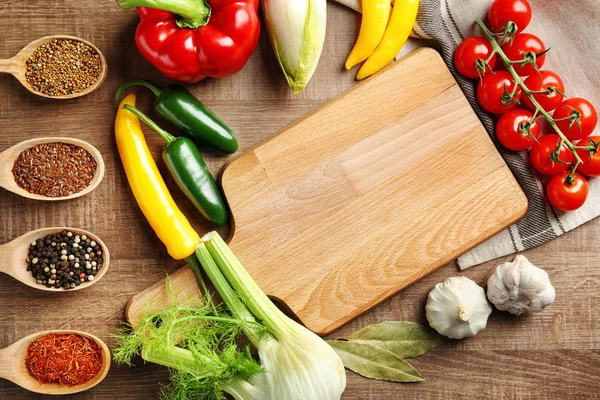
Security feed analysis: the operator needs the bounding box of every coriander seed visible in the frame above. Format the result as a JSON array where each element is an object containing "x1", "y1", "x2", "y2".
[{"x1": 25, "y1": 39, "x2": 102, "y2": 96}]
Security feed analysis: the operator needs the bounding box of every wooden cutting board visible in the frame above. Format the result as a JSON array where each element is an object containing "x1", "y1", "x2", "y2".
[{"x1": 127, "y1": 48, "x2": 528, "y2": 335}]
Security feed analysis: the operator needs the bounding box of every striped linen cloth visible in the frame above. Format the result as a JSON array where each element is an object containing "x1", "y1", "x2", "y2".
[{"x1": 334, "y1": 0, "x2": 600, "y2": 269}]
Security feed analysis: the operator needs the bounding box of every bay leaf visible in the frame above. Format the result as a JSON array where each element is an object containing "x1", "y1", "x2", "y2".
[
  {"x1": 346, "y1": 321, "x2": 447, "y2": 359},
  {"x1": 327, "y1": 340, "x2": 424, "y2": 383}
]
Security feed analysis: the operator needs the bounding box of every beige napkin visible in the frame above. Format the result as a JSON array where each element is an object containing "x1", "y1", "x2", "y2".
[{"x1": 333, "y1": 0, "x2": 600, "y2": 268}]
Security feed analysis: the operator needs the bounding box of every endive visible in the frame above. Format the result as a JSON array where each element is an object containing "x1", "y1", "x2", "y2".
[{"x1": 262, "y1": 0, "x2": 327, "y2": 94}]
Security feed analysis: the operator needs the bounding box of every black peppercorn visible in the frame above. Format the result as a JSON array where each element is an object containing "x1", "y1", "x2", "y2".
[{"x1": 26, "y1": 231, "x2": 104, "y2": 290}]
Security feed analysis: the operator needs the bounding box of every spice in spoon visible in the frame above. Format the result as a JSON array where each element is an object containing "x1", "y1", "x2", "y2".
[
  {"x1": 26, "y1": 230, "x2": 104, "y2": 290},
  {"x1": 12, "y1": 142, "x2": 97, "y2": 197},
  {"x1": 25, "y1": 333, "x2": 103, "y2": 386},
  {"x1": 25, "y1": 39, "x2": 102, "y2": 96}
]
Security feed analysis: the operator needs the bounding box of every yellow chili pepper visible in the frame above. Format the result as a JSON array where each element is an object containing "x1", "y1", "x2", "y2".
[
  {"x1": 345, "y1": 0, "x2": 391, "y2": 70},
  {"x1": 115, "y1": 94, "x2": 200, "y2": 260},
  {"x1": 356, "y1": 0, "x2": 420, "y2": 80}
]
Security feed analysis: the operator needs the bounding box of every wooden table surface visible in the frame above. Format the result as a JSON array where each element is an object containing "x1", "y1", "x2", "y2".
[{"x1": 1, "y1": 1, "x2": 598, "y2": 399}]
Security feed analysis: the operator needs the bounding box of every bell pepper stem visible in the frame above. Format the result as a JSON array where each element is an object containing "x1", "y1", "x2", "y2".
[
  {"x1": 116, "y1": 79, "x2": 163, "y2": 102},
  {"x1": 122, "y1": 104, "x2": 177, "y2": 145},
  {"x1": 117, "y1": 0, "x2": 211, "y2": 28}
]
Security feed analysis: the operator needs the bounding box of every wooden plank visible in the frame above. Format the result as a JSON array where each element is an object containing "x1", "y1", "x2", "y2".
[{"x1": 0, "y1": 1, "x2": 598, "y2": 399}]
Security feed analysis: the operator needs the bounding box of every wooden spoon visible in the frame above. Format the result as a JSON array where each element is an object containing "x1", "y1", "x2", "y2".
[
  {"x1": 0, "y1": 227, "x2": 110, "y2": 292},
  {"x1": 0, "y1": 330, "x2": 110, "y2": 395},
  {"x1": 0, "y1": 35, "x2": 107, "y2": 99},
  {"x1": 0, "y1": 137, "x2": 105, "y2": 201}
]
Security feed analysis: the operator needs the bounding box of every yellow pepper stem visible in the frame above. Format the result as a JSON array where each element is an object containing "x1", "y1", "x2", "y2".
[
  {"x1": 345, "y1": 0, "x2": 391, "y2": 70},
  {"x1": 115, "y1": 94, "x2": 200, "y2": 260},
  {"x1": 356, "y1": 0, "x2": 420, "y2": 80}
]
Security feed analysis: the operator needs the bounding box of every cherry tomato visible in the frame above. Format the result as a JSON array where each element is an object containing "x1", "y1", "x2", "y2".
[
  {"x1": 553, "y1": 98, "x2": 598, "y2": 141},
  {"x1": 454, "y1": 37, "x2": 497, "y2": 79},
  {"x1": 496, "y1": 109, "x2": 540, "y2": 150},
  {"x1": 522, "y1": 70, "x2": 565, "y2": 112},
  {"x1": 501, "y1": 33, "x2": 546, "y2": 76},
  {"x1": 488, "y1": 0, "x2": 532, "y2": 33},
  {"x1": 477, "y1": 71, "x2": 521, "y2": 114},
  {"x1": 529, "y1": 134, "x2": 573, "y2": 175},
  {"x1": 546, "y1": 171, "x2": 588, "y2": 211},
  {"x1": 575, "y1": 136, "x2": 600, "y2": 177}
]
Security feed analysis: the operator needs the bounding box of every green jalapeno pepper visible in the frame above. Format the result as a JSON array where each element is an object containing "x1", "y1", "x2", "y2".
[
  {"x1": 117, "y1": 80, "x2": 238, "y2": 154},
  {"x1": 123, "y1": 104, "x2": 229, "y2": 226}
]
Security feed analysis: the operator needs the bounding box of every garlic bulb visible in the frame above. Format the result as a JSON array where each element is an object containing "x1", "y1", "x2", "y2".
[
  {"x1": 426, "y1": 277, "x2": 492, "y2": 339},
  {"x1": 486, "y1": 255, "x2": 555, "y2": 315}
]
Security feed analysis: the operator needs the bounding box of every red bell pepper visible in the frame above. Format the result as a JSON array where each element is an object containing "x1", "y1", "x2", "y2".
[{"x1": 118, "y1": 0, "x2": 260, "y2": 83}]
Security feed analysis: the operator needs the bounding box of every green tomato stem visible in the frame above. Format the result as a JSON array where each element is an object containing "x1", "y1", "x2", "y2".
[
  {"x1": 529, "y1": 89, "x2": 551, "y2": 95},
  {"x1": 476, "y1": 19, "x2": 584, "y2": 174},
  {"x1": 485, "y1": 50, "x2": 497, "y2": 64},
  {"x1": 553, "y1": 116, "x2": 574, "y2": 122}
]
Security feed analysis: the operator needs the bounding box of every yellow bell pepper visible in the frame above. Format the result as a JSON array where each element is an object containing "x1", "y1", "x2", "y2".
[
  {"x1": 115, "y1": 94, "x2": 200, "y2": 260},
  {"x1": 345, "y1": 0, "x2": 391, "y2": 70},
  {"x1": 356, "y1": 0, "x2": 420, "y2": 80}
]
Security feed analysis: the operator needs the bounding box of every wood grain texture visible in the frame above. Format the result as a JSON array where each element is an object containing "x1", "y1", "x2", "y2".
[
  {"x1": 0, "y1": 1, "x2": 598, "y2": 399},
  {"x1": 128, "y1": 48, "x2": 527, "y2": 335}
]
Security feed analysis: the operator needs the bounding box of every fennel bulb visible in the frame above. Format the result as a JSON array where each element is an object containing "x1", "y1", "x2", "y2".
[
  {"x1": 198, "y1": 232, "x2": 346, "y2": 400},
  {"x1": 256, "y1": 323, "x2": 347, "y2": 399},
  {"x1": 113, "y1": 232, "x2": 346, "y2": 400},
  {"x1": 262, "y1": 0, "x2": 327, "y2": 94}
]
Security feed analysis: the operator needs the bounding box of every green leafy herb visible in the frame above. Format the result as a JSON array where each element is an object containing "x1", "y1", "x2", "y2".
[
  {"x1": 112, "y1": 323, "x2": 143, "y2": 367},
  {"x1": 160, "y1": 345, "x2": 262, "y2": 400},
  {"x1": 327, "y1": 321, "x2": 447, "y2": 383},
  {"x1": 327, "y1": 341, "x2": 423, "y2": 383},
  {"x1": 346, "y1": 321, "x2": 447, "y2": 359},
  {"x1": 112, "y1": 296, "x2": 264, "y2": 399}
]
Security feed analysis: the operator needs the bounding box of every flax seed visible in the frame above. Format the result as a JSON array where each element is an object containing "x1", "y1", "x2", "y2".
[{"x1": 12, "y1": 142, "x2": 97, "y2": 197}]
